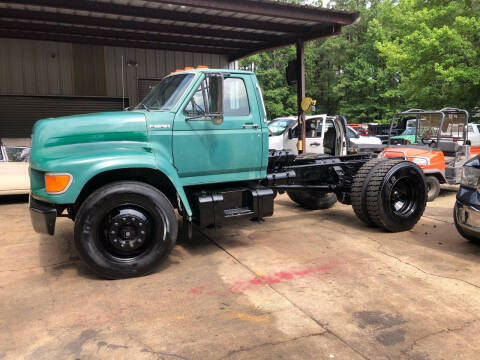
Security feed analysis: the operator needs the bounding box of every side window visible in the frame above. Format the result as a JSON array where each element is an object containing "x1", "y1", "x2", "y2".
[
  {"x1": 224, "y1": 78, "x2": 250, "y2": 116},
  {"x1": 184, "y1": 79, "x2": 208, "y2": 117},
  {"x1": 292, "y1": 126, "x2": 300, "y2": 139},
  {"x1": 306, "y1": 120, "x2": 318, "y2": 138},
  {"x1": 184, "y1": 76, "x2": 250, "y2": 118},
  {"x1": 346, "y1": 127, "x2": 357, "y2": 139},
  {"x1": 5, "y1": 147, "x2": 30, "y2": 162}
]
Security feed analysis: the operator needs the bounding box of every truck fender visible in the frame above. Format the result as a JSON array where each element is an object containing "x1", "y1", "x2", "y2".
[
  {"x1": 42, "y1": 150, "x2": 193, "y2": 218},
  {"x1": 423, "y1": 169, "x2": 446, "y2": 184}
]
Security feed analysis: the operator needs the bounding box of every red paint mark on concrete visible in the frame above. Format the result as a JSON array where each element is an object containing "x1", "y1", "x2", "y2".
[{"x1": 189, "y1": 260, "x2": 340, "y2": 296}]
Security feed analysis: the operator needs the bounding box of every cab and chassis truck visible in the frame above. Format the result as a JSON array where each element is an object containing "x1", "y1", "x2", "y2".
[{"x1": 29, "y1": 69, "x2": 428, "y2": 279}]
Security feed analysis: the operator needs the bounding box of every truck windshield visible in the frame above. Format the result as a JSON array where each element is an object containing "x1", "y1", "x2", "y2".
[
  {"x1": 402, "y1": 128, "x2": 416, "y2": 135},
  {"x1": 269, "y1": 119, "x2": 295, "y2": 136},
  {"x1": 138, "y1": 74, "x2": 194, "y2": 111}
]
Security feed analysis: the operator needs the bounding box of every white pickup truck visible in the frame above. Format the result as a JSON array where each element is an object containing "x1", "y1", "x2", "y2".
[
  {"x1": 466, "y1": 124, "x2": 480, "y2": 146},
  {"x1": 268, "y1": 115, "x2": 382, "y2": 155}
]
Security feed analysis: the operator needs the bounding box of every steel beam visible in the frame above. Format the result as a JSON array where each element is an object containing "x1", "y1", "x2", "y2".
[
  {"x1": 154, "y1": 0, "x2": 360, "y2": 25},
  {"x1": 229, "y1": 25, "x2": 341, "y2": 61},
  {"x1": 0, "y1": 8, "x2": 277, "y2": 43},
  {"x1": 0, "y1": 19, "x2": 254, "y2": 50},
  {"x1": 0, "y1": 0, "x2": 304, "y2": 34},
  {"x1": 0, "y1": 29, "x2": 238, "y2": 55},
  {"x1": 296, "y1": 39, "x2": 306, "y2": 154}
]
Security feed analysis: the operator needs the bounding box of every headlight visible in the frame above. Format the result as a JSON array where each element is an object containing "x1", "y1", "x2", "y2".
[
  {"x1": 412, "y1": 157, "x2": 430, "y2": 167},
  {"x1": 461, "y1": 166, "x2": 480, "y2": 189}
]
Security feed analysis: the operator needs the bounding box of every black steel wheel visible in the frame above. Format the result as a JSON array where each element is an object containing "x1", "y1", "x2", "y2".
[
  {"x1": 351, "y1": 158, "x2": 388, "y2": 226},
  {"x1": 74, "y1": 181, "x2": 178, "y2": 279},
  {"x1": 287, "y1": 191, "x2": 337, "y2": 210},
  {"x1": 426, "y1": 176, "x2": 441, "y2": 202},
  {"x1": 366, "y1": 159, "x2": 427, "y2": 232}
]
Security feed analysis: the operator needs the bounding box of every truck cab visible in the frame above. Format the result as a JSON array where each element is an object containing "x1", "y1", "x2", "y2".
[{"x1": 29, "y1": 68, "x2": 428, "y2": 279}]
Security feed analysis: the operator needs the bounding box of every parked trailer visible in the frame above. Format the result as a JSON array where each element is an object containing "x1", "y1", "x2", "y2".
[{"x1": 29, "y1": 68, "x2": 428, "y2": 279}]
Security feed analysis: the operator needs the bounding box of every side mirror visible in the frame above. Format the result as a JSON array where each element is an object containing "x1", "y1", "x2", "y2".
[
  {"x1": 288, "y1": 128, "x2": 293, "y2": 140},
  {"x1": 466, "y1": 139, "x2": 472, "y2": 146},
  {"x1": 207, "y1": 74, "x2": 223, "y2": 125}
]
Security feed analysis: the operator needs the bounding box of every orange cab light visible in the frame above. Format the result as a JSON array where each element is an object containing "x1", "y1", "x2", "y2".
[
  {"x1": 197, "y1": 65, "x2": 208, "y2": 69},
  {"x1": 170, "y1": 71, "x2": 175, "y2": 74},
  {"x1": 45, "y1": 174, "x2": 72, "y2": 194},
  {"x1": 174, "y1": 69, "x2": 183, "y2": 72},
  {"x1": 184, "y1": 67, "x2": 194, "y2": 70}
]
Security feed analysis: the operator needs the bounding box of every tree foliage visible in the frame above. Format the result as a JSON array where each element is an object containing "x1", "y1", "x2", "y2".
[{"x1": 240, "y1": 0, "x2": 480, "y2": 123}]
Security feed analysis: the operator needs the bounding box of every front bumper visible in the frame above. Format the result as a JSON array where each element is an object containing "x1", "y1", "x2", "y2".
[
  {"x1": 29, "y1": 195, "x2": 57, "y2": 235},
  {"x1": 455, "y1": 201, "x2": 480, "y2": 236}
]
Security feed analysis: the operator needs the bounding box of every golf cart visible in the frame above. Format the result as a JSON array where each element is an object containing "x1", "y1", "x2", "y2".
[{"x1": 382, "y1": 108, "x2": 477, "y2": 201}]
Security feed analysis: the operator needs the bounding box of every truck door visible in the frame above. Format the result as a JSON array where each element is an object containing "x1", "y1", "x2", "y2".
[
  {"x1": 305, "y1": 116, "x2": 327, "y2": 154},
  {"x1": 172, "y1": 74, "x2": 263, "y2": 185}
]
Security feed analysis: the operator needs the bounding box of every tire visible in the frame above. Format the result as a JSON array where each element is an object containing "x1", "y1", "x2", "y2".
[
  {"x1": 74, "y1": 181, "x2": 178, "y2": 279},
  {"x1": 351, "y1": 158, "x2": 388, "y2": 226},
  {"x1": 426, "y1": 176, "x2": 441, "y2": 202},
  {"x1": 453, "y1": 205, "x2": 480, "y2": 244},
  {"x1": 366, "y1": 159, "x2": 427, "y2": 232},
  {"x1": 287, "y1": 191, "x2": 337, "y2": 210}
]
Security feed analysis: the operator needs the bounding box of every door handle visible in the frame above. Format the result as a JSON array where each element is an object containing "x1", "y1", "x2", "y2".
[
  {"x1": 311, "y1": 142, "x2": 321, "y2": 146},
  {"x1": 243, "y1": 123, "x2": 259, "y2": 129}
]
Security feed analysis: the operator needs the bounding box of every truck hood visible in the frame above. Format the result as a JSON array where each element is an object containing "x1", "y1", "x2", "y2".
[
  {"x1": 350, "y1": 136, "x2": 382, "y2": 145},
  {"x1": 383, "y1": 146, "x2": 439, "y2": 158},
  {"x1": 31, "y1": 111, "x2": 148, "y2": 164}
]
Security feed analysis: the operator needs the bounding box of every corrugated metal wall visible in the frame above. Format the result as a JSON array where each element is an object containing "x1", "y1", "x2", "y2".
[
  {"x1": 0, "y1": 95, "x2": 127, "y2": 138},
  {"x1": 0, "y1": 38, "x2": 232, "y2": 105},
  {"x1": 104, "y1": 46, "x2": 232, "y2": 105},
  {"x1": 0, "y1": 38, "x2": 73, "y2": 96},
  {"x1": 0, "y1": 38, "x2": 233, "y2": 138}
]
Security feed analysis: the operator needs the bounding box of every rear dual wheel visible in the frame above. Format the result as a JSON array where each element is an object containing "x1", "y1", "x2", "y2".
[
  {"x1": 74, "y1": 181, "x2": 178, "y2": 279},
  {"x1": 352, "y1": 159, "x2": 427, "y2": 232},
  {"x1": 287, "y1": 191, "x2": 337, "y2": 210}
]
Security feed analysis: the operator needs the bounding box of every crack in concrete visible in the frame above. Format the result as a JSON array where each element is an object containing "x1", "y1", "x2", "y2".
[
  {"x1": 0, "y1": 260, "x2": 76, "y2": 273},
  {"x1": 401, "y1": 319, "x2": 480, "y2": 356},
  {"x1": 218, "y1": 332, "x2": 326, "y2": 359},
  {"x1": 140, "y1": 347, "x2": 189, "y2": 360},
  {"x1": 369, "y1": 237, "x2": 480, "y2": 290},
  {"x1": 197, "y1": 229, "x2": 371, "y2": 360},
  {"x1": 421, "y1": 215, "x2": 453, "y2": 224},
  {"x1": 125, "y1": 332, "x2": 189, "y2": 360}
]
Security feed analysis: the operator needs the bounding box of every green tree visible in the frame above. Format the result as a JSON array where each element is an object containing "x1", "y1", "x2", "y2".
[{"x1": 377, "y1": 0, "x2": 480, "y2": 113}]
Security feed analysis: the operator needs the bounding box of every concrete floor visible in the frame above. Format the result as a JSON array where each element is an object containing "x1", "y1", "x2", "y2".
[{"x1": 1, "y1": 188, "x2": 480, "y2": 360}]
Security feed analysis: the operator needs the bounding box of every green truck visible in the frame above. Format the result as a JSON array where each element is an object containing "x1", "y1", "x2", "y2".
[{"x1": 29, "y1": 68, "x2": 428, "y2": 279}]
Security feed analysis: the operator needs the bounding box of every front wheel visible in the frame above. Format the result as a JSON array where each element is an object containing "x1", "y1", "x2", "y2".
[
  {"x1": 426, "y1": 176, "x2": 441, "y2": 202},
  {"x1": 74, "y1": 181, "x2": 178, "y2": 279}
]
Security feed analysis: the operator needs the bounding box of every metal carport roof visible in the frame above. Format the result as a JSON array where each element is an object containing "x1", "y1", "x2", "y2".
[{"x1": 0, "y1": 0, "x2": 360, "y2": 61}]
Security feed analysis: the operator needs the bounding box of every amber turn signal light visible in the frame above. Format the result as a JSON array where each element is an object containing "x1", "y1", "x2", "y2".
[{"x1": 45, "y1": 174, "x2": 72, "y2": 194}]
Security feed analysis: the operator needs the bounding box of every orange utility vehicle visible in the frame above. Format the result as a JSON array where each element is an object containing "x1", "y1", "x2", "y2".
[{"x1": 382, "y1": 108, "x2": 478, "y2": 202}]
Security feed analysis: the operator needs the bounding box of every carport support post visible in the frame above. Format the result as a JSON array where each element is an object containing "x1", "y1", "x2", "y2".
[{"x1": 296, "y1": 39, "x2": 306, "y2": 154}]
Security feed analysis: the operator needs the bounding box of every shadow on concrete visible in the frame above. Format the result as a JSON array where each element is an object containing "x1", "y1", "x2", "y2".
[{"x1": 0, "y1": 194, "x2": 28, "y2": 204}]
